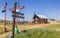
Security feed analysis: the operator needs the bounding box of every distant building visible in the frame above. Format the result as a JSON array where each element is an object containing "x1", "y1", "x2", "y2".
[{"x1": 33, "y1": 13, "x2": 48, "y2": 24}]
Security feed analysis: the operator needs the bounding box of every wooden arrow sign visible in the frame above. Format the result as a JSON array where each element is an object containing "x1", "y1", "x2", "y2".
[
  {"x1": 12, "y1": 15, "x2": 24, "y2": 18},
  {"x1": 9, "y1": 6, "x2": 24, "y2": 11},
  {"x1": 12, "y1": 11, "x2": 24, "y2": 15}
]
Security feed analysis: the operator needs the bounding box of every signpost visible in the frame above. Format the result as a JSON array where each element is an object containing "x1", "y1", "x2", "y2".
[
  {"x1": 4, "y1": 11, "x2": 6, "y2": 32},
  {"x1": 12, "y1": 2, "x2": 17, "y2": 38},
  {"x1": 1, "y1": 2, "x2": 7, "y2": 32},
  {"x1": 9, "y1": 2, "x2": 25, "y2": 38}
]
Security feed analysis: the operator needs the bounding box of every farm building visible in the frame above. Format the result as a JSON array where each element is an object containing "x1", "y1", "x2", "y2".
[{"x1": 33, "y1": 13, "x2": 48, "y2": 24}]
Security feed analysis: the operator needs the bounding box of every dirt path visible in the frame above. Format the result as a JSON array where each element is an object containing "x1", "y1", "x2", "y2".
[
  {"x1": 0, "y1": 32, "x2": 12, "y2": 38},
  {"x1": 0, "y1": 24, "x2": 50, "y2": 38},
  {"x1": 0, "y1": 24, "x2": 60, "y2": 38}
]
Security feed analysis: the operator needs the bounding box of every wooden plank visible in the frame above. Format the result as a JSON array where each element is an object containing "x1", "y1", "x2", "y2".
[
  {"x1": 12, "y1": 11, "x2": 24, "y2": 15},
  {"x1": 9, "y1": 6, "x2": 24, "y2": 11},
  {"x1": 12, "y1": 15, "x2": 24, "y2": 18}
]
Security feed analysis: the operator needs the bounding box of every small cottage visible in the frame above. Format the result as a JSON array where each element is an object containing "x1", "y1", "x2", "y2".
[{"x1": 33, "y1": 13, "x2": 48, "y2": 24}]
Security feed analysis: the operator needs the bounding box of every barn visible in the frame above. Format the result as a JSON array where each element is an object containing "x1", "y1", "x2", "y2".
[{"x1": 33, "y1": 13, "x2": 48, "y2": 24}]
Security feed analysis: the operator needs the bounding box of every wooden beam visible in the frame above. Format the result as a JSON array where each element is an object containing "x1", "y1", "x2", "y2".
[
  {"x1": 12, "y1": 11, "x2": 24, "y2": 15},
  {"x1": 12, "y1": 15, "x2": 24, "y2": 19},
  {"x1": 9, "y1": 6, "x2": 24, "y2": 11}
]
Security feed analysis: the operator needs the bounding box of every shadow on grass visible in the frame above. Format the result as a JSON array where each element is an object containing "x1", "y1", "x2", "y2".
[{"x1": 21, "y1": 30, "x2": 27, "y2": 33}]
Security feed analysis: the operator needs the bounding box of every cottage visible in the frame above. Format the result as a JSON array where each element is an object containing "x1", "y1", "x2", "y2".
[{"x1": 33, "y1": 13, "x2": 48, "y2": 24}]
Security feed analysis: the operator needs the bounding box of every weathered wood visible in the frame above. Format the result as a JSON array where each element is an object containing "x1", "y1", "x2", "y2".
[
  {"x1": 9, "y1": 6, "x2": 24, "y2": 11},
  {"x1": 12, "y1": 15, "x2": 24, "y2": 18},
  {"x1": 12, "y1": 2, "x2": 17, "y2": 38},
  {"x1": 12, "y1": 11, "x2": 24, "y2": 15}
]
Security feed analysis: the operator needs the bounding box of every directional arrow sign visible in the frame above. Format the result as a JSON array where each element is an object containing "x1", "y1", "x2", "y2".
[
  {"x1": 9, "y1": 6, "x2": 24, "y2": 11},
  {"x1": 12, "y1": 11, "x2": 24, "y2": 15},
  {"x1": 12, "y1": 15, "x2": 24, "y2": 18}
]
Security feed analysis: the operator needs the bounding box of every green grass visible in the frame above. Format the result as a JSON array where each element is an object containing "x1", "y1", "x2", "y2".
[
  {"x1": 4, "y1": 28, "x2": 60, "y2": 38},
  {"x1": 0, "y1": 27, "x2": 3, "y2": 34},
  {"x1": 42, "y1": 24, "x2": 60, "y2": 29},
  {"x1": 0, "y1": 24, "x2": 12, "y2": 34},
  {"x1": 3, "y1": 24, "x2": 60, "y2": 38},
  {"x1": 0, "y1": 27, "x2": 11, "y2": 34}
]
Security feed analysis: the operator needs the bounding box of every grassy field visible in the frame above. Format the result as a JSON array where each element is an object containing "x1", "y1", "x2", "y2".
[
  {"x1": 0, "y1": 27, "x2": 3, "y2": 34},
  {"x1": 0, "y1": 24, "x2": 12, "y2": 34},
  {"x1": 42, "y1": 24, "x2": 60, "y2": 29},
  {"x1": 4, "y1": 28, "x2": 60, "y2": 38},
  {"x1": 0, "y1": 27, "x2": 11, "y2": 34},
  {"x1": 2, "y1": 24, "x2": 60, "y2": 38}
]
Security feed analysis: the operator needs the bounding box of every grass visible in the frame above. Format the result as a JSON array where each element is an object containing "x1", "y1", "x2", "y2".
[
  {"x1": 0, "y1": 27, "x2": 11, "y2": 34},
  {"x1": 4, "y1": 28, "x2": 60, "y2": 38},
  {"x1": 0, "y1": 27, "x2": 3, "y2": 34},
  {"x1": 0, "y1": 24, "x2": 12, "y2": 34},
  {"x1": 42, "y1": 24, "x2": 60, "y2": 29},
  {"x1": 2, "y1": 24, "x2": 60, "y2": 38}
]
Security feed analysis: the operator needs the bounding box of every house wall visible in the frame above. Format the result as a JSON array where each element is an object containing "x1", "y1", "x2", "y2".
[
  {"x1": 34, "y1": 17, "x2": 39, "y2": 24},
  {"x1": 33, "y1": 14, "x2": 48, "y2": 24},
  {"x1": 34, "y1": 17, "x2": 48, "y2": 24}
]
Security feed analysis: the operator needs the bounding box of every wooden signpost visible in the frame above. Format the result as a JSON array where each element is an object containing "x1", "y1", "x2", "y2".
[
  {"x1": 9, "y1": 2, "x2": 24, "y2": 38},
  {"x1": 1, "y1": 2, "x2": 7, "y2": 32}
]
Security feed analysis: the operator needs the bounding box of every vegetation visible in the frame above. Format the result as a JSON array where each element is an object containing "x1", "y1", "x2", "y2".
[
  {"x1": 42, "y1": 24, "x2": 60, "y2": 29},
  {"x1": 0, "y1": 27, "x2": 3, "y2": 34},
  {"x1": 1, "y1": 23, "x2": 60, "y2": 38},
  {"x1": 4, "y1": 28, "x2": 60, "y2": 38},
  {"x1": 50, "y1": 19, "x2": 56, "y2": 21},
  {"x1": 0, "y1": 27, "x2": 11, "y2": 34}
]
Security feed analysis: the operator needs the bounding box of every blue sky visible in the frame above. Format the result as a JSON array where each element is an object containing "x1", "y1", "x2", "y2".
[{"x1": 0, "y1": 0, "x2": 60, "y2": 21}]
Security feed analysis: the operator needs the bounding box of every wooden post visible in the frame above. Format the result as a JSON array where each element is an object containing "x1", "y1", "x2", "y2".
[
  {"x1": 3, "y1": 2, "x2": 7, "y2": 32},
  {"x1": 12, "y1": 2, "x2": 17, "y2": 38},
  {"x1": 4, "y1": 11, "x2": 7, "y2": 32}
]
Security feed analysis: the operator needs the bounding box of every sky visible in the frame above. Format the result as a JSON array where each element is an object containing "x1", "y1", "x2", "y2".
[{"x1": 0, "y1": 0, "x2": 60, "y2": 21}]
